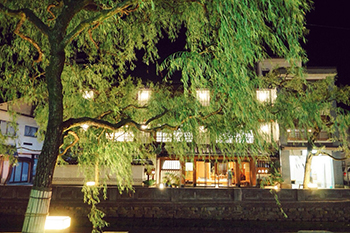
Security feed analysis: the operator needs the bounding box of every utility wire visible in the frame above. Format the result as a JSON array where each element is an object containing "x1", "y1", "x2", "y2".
[{"x1": 308, "y1": 23, "x2": 350, "y2": 31}]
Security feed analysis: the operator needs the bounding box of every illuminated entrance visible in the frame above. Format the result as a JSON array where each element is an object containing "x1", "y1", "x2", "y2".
[{"x1": 184, "y1": 159, "x2": 254, "y2": 187}]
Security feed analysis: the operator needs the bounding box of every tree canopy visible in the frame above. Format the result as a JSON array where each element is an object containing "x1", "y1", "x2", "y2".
[{"x1": 0, "y1": 0, "x2": 326, "y2": 232}]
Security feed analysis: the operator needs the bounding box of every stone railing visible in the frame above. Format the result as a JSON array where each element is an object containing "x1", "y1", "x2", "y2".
[{"x1": 1, "y1": 186, "x2": 350, "y2": 223}]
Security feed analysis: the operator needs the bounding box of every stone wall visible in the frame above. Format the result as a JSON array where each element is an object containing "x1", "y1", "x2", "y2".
[{"x1": 1, "y1": 186, "x2": 350, "y2": 223}]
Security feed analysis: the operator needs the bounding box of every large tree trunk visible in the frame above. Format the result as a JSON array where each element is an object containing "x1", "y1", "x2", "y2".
[
  {"x1": 22, "y1": 35, "x2": 65, "y2": 233},
  {"x1": 303, "y1": 151, "x2": 313, "y2": 189},
  {"x1": 302, "y1": 143, "x2": 314, "y2": 189}
]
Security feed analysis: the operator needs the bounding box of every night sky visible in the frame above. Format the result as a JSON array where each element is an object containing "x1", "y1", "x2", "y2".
[
  {"x1": 130, "y1": 1, "x2": 350, "y2": 88},
  {"x1": 304, "y1": 1, "x2": 350, "y2": 87}
]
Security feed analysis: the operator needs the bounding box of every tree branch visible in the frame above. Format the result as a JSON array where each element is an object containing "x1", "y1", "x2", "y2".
[
  {"x1": 61, "y1": 0, "x2": 137, "y2": 48},
  {"x1": 0, "y1": 3, "x2": 50, "y2": 35},
  {"x1": 63, "y1": 107, "x2": 222, "y2": 134},
  {"x1": 88, "y1": 22, "x2": 101, "y2": 49},
  {"x1": 14, "y1": 14, "x2": 43, "y2": 63},
  {"x1": 316, "y1": 151, "x2": 348, "y2": 161},
  {"x1": 59, "y1": 131, "x2": 79, "y2": 157}
]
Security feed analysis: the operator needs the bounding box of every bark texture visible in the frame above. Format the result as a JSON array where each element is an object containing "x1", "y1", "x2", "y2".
[
  {"x1": 22, "y1": 29, "x2": 65, "y2": 233},
  {"x1": 22, "y1": 188, "x2": 52, "y2": 233}
]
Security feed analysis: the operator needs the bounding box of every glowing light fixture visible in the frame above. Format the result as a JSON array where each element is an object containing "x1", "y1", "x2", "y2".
[
  {"x1": 196, "y1": 89, "x2": 210, "y2": 106},
  {"x1": 86, "y1": 181, "x2": 96, "y2": 186},
  {"x1": 45, "y1": 216, "x2": 71, "y2": 230},
  {"x1": 82, "y1": 90, "x2": 94, "y2": 99},
  {"x1": 159, "y1": 183, "x2": 164, "y2": 189},
  {"x1": 81, "y1": 124, "x2": 89, "y2": 131},
  {"x1": 138, "y1": 89, "x2": 151, "y2": 105},
  {"x1": 308, "y1": 183, "x2": 318, "y2": 189}
]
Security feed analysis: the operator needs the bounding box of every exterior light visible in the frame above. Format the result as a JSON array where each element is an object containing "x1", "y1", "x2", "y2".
[
  {"x1": 82, "y1": 124, "x2": 89, "y2": 131},
  {"x1": 308, "y1": 129, "x2": 312, "y2": 132},
  {"x1": 82, "y1": 90, "x2": 94, "y2": 99},
  {"x1": 196, "y1": 89, "x2": 210, "y2": 106},
  {"x1": 287, "y1": 129, "x2": 291, "y2": 132},
  {"x1": 159, "y1": 183, "x2": 164, "y2": 189},
  {"x1": 138, "y1": 89, "x2": 151, "y2": 105},
  {"x1": 308, "y1": 183, "x2": 318, "y2": 189},
  {"x1": 45, "y1": 216, "x2": 71, "y2": 230},
  {"x1": 86, "y1": 181, "x2": 96, "y2": 186}
]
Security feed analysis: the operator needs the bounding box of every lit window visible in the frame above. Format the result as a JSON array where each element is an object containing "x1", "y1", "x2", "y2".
[
  {"x1": 256, "y1": 88, "x2": 277, "y2": 103},
  {"x1": 106, "y1": 130, "x2": 134, "y2": 142},
  {"x1": 235, "y1": 131, "x2": 254, "y2": 144},
  {"x1": 82, "y1": 90, "x2": 94, "y2": 99},
  {"x1": 216, "y1": 133, "x2": 234, "y2": 143},
  {"x1": 162, "y1": 160, "x2": 180, "y2": 170},
  {"x1": 138, "y1": 89, "x2": 151, "y2": 105},
  {"x1": 185, "y1": 162, "x2": 193, "y2": 171},
  {"x1": 156, "y1": 129, "x2": 193, "y2": 142},
  {"x1": 156, "y1": 131, "x2": 172, "y2": 142},
  {"x1": 196, "y1": 89, "x2": 210, "y2": 106}
]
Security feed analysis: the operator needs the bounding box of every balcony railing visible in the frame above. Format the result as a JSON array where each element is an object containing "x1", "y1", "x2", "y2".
[{"x1": 287, "y1": 129, "x2": 330, "y2": 142}]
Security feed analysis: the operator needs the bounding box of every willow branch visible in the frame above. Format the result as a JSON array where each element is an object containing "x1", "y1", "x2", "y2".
[
  {"x1": 59, "y1": 131, "x2": 80, "y2": 157},
  {"x1": 88, "y1": 22, "x2": 100, "y2": 49},
  {"x1": 63, "y1": 107, "x2": 222, "y2": 133},
  {"x1": 0, "y1": 3, "x2": 50, "y2": 35},
  {"x1": 47, "y1": 1, "x2": 64, "y2": 22},
  {"x1": 14, "y1": 14, "x2": 43, "y2": 63},
  {"x1": 62, "y1": 0, "x2": 137, "y2": 48},
  {"x1": 316, "y1": 151, "x2": 348, "y2": 161}
]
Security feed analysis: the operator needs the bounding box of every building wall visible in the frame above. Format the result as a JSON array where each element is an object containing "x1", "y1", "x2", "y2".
[
  {"x1": 0, "y1": 103, "x2": 43, "y2": 184},
  {"x1": 52, "y1": 164, "x2": 146, "y2": 186},
  {"x1": 2, "y1": 186, "x2": 350, "y2": 223}
]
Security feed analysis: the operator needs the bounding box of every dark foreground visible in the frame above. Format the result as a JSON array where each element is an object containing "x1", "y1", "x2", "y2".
[{"x1": 1, "y1": 216, "x2": 350, "y2": 233}]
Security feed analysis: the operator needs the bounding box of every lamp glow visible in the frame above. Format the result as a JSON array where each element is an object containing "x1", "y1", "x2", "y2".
[
  {"x1": 308, "y1": 183, "x2": 318, "y2": 189},
  {"x1": 81, "y1": 124, "x2": 89, "y2": 131},
  {"x1": 159, "y1": 183, "x2": 164, "y2": 189},
  {"x1": 45, "y1": 216, "x2": 71, "y2": 230},
  {"x1": 86, "y1": 181, "x2": 96, "y2": 186}
]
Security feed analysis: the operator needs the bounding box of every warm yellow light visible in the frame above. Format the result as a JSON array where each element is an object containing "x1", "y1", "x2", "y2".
[
  {"x1": 287, "y1": 129, "x2": 291, "y2": 132},
  {"x1": 159, "y1": 183, "x2": 164, "y2": 189},
  {"x1": 86, "y1": 181, "x2": 96, "y2": 186},
  {"x1": 196, "y1": 89, "x2": 210, "y2": 106},
  {"x1": 308, "y1": 183, "x2": 318, "y2": 189},
  {"x1": 138, "y1": 90, "x2": 151, "y2": 104},
  {"x1": 45, "y1": 216, "x2": 71, "y2": 230}
]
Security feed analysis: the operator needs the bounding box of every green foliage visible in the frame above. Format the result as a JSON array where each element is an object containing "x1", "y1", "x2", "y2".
[
  {"x1": 0, "y1": 0, "x2": 319, "y2": 231},
  {"x1": 162, "y1": 172, "x2": 180, "y2": 187}
]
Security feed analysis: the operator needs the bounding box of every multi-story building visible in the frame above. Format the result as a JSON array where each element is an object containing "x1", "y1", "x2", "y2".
[
  {"x1": 156, "y1": 59, "x2": 342, "y2": 189},
  {"x1": 0, "y1": 101, "x2": 43, "y2": 185},
  {"x1": 1, "y1": 60, "x2": 343, "y2": 189}
]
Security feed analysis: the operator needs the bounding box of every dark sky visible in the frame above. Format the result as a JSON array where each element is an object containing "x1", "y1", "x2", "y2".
[
  {"x1": 304, "y1": 1, "x2": 350, "y2": 86},
  {"x1": 131, "y1": 1, "x2": 350, "y2": 87}
]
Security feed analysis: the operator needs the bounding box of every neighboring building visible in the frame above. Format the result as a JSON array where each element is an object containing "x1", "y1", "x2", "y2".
[
  {"x1": 259, "y1": 59, "x2": 342, "y2": 189},
  {"x1": 156, "y1": 59, "x2": 342, "y2": 189},
  {"x1": 0, "y1": 101, "x2": 43, "y2": 185}
]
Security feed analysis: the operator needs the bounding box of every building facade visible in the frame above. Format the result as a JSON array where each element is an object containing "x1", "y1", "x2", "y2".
[
  {"x1": 0, "y1": 101, "x2": 43, "y2": 185},
  {"x1": 1, "y1": 60, "x2": 344, "y2": 189}
]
